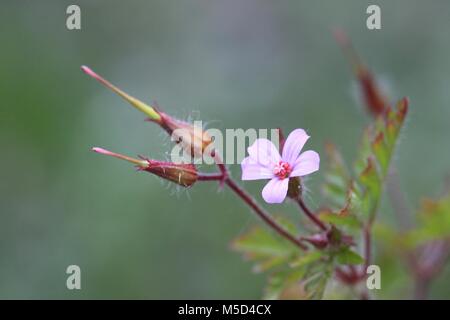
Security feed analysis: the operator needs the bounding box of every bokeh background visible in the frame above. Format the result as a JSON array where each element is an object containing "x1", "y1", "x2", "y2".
[{"x1": 1, "y1": 0, "x2": 450, "y2": 299}]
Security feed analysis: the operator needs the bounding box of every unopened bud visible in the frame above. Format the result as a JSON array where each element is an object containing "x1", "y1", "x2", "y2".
[
  {"x1": 287, "y1": 177, "x2": 302, "y2": 199},
  {"x1": 326, "y1": 225, "x2": 346, "y2": 247},
  {"x1": 91, "y1": 147, "x2": 198, "y2": 187},
  {"x1": 302, "y1": 233, "x2": 328, "y2": 249}
]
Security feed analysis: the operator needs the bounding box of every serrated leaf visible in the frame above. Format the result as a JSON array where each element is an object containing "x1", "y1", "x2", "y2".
[
  {"x1": 355, "y1": 98, "x2": 408, "y2": 221},
  {"x1": 359, "y1": 157, "x2": 381, "y2": 218},
  {"x1": 372, "y1": 222, "x2": 416, "y2": 250},
  {"x1": 232, "y1": 225, "x2": 294, "y2": 258},
  {"x1": 359, "y1": 157, "x2": 381, "y2": 193},
  {"x1": 290, "y1": 251, "x2": 324, "y2": 268},
  {"x1": 335, "y1": 247, "x2": 364, "y2": 265},
  {"x1": 275, "y1": 215, "x2": 299, "y2": 236},
  {"x1": 265, "y1": 257, "x2": 333, "y2": 300},
  {"x1": 302, "y1": 262, "x2": 333, "y2": 299},
  {"x1": 264, "y1": 268, "x2": 307, "y2": 300},
  {"x1": 371, "y1": 132, "x2": 389, "y2": 174},
  {"x1": 410, "y1": 193, "x2": 450, "y2": 244},
  {"x1": 319, "y1": 211, "x2": 361, "y2": 229},
  {"x1": 374, "y1": 193, "x2": 450, "y2": 255},
  {"x1": 354, "y1": 126, "x2": 374, "y2": 176},
  {"x1": 231, "y1": 220, "x2": 299, "y2": 273},
  {"x1": 249, "y1": 256, "x2": 288, "y2": 273}
]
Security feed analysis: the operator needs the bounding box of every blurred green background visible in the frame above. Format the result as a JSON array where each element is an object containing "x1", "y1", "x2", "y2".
[{"x1": 1, "y1": 0, "x2": 450, "y2": 299}]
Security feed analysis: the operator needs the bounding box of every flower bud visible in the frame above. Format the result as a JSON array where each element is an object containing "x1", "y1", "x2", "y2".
[
  {"x1": 302, "y1": 233, "x2": 328, "y2": 249},
  {"x1": 287, "y1": 177, "x2": 302, "y2": 199},
  {"x1": 92, "y1": 147, "x2": 198, "y2": 187}
]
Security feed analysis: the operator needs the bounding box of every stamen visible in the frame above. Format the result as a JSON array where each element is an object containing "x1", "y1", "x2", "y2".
[{"x1": 273, "y1": 161, "x2": 292, "y2": 180}]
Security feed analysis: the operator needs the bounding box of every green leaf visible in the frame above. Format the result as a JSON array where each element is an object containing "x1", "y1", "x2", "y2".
[
  {"x1": 322, "y1": 143, "x2": 351, "y2": 209},
  {"x1": 232, "y1": 226, "x2": 294, "y2": 257},
  {"x1": 275, "y1": 215, "x2": 299, "y2": 236},
  {"x1": 231, "y1": 221, "x2": 299, "y2": 273},
  {"x1": 322, "y1": 99, "x2": 408, "y2": 223},
  {"x1": 318, "y1": 211, "x2": 361, "y2": 229},
  {"x1": 356, "y1": 98, "x2": 409, "y2": 220},
  {"x1": 302, "y1": 262, "x2": 334, "y2": 299},
  {"x1": 354, "y1": 126, "x2": 375, "y2": 176},
  {"x1": 264, "y1": 268, "x2": 307, "y2": 300},
  {"x1": 372, "y1": 222, "x2": 416, "y2": 251},
  {"x1": 409, "y1": 193, "x2": 450, "y2": 244},
  {"x1": 371, "y1": 132, "x2": 389, "y2": 174},
  {"x1": 233, "y1": 218, "x2": 334, "y2": 299},
  {"x1": 335, "y1": 247, "x2": 364, "y2": 265},
  {"x1": 375, "y1": 192, "x2": 450, "y2": 256},
  {"x1": 264, "y1": 257, "x2": 333, "y2": 300},
  {"x1": 290, "y1": 251, "x2": 324, "y2": 268},
  {"x1": 359, "y1": 157, "x2": 381, "y2": 218}
]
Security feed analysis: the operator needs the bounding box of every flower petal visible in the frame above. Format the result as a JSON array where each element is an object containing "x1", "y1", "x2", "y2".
[
  {"x1": 291, "y1": 150, "x2": 320, "y2": 177},
  {"x1": 248, "y1": 138, "x2": 281, "y2": 168},
  {"x1": 281, "y1": 129, "x2": 310, "y2": 166},
  {"x1": 261, "y1": 178, "x2": 289, "y2": 204},
  {"x1": 241, "y1": 157, "x2": 274, "y2": 180}
]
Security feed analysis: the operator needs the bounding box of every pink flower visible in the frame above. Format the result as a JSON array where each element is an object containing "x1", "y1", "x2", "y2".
[{"x1": 241, "y1": 129, "x2": 320, "y2": 204}]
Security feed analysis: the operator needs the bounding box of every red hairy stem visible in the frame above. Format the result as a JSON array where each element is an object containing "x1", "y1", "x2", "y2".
[
  {"x1": 296, "y1": 197, "x2": 327, "y2": 231},
  {"x1": 214, "y1": 155, "x2": 229, "y2": 180},
  {"x1": 197, "y1": 173, "x2": 225, "y2": 181},
  {"x1": 412, "y1": 240, "x2": 450, "y2": 299},
  {"x1": 200, "y1": 154, "x2": 308, "y2": 251},
  {"x1": 225, "y1": 178, "x2": 308, "y2": 251}
]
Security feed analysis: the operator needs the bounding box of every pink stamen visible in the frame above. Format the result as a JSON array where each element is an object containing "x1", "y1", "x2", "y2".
[{"x1": 273, "y1": 161, "x2": 292, "y2": 180}]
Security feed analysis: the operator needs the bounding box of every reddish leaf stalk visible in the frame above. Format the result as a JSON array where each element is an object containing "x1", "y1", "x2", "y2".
[
  {"x1": 197, "y1": 173, "x2": 225, "y2": 181},
  {"x1": 197, "y1": 156, "x2": 308, "y2": 251},
  {"x1": 225, "y1": 177, "x2": 308, "y2": 251},
  {"x1": 296, "y1": 197, "x2": 327, "y2": 231},
  {"x1": 413, "y1": 277, "x2": 430, "y2": 300}
]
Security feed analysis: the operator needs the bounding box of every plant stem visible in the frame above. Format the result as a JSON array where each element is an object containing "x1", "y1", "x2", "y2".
[
  {"x1": 197, "y1": 173, "x2": 225, "y2": 181},
  {"x1": 225, "y1": 178, "x2": 308, "y2": 251},
  {"x1": 411, "y1": 240, "x2": 450, "y2": 299},
  {"x1": 296, "y1": 197, "x2": 327, "y2": 231},
  {"x1": 204, "y1": 154, "x2": 308, "y2": 251},
  {"x1": 363, "y1": 224, "x2": 371, "y2": 269},
  {"x1": 213, "y1": 153, "x2": 229, "y2": 179},
  {"x1": 413, "y1": 276, "x2": 430, "y2": 300}
]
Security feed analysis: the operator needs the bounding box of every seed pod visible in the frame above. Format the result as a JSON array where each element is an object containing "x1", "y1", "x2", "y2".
[
  {"x1": 91, "y1": 147, "x2": 198, "y2": 187},
  {"x1": 159, "y1": 112, "x2": 213, "y2": 158},
  {"x1": 82, "y1": 66, "x2": 213, "y2": 158},
  {"x1": 143, "y1": 159, "x2": 198, "y2": 187}
]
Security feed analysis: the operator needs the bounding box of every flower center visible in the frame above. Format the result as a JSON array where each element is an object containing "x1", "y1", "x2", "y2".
[{"x1": 273, "y1": 161, "x2": 292, "y2": 180}]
